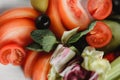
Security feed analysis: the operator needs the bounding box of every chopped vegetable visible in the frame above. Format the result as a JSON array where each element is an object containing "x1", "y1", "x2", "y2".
[
  {"x1": 87, "y1": 0, "x2": 112, "y2": 20},
  {"x1": 86, "y1": 21, "x2": 112, "y2": 48},
  {"x1": 99, "y1": 20, "x2": 120, "y2": 53},
  {"x1": 50, "y1": 44, "x2": 76, "y2": 73},
  {"x1": 81, "y1": 46, "x2": 111, "y2": 80}
]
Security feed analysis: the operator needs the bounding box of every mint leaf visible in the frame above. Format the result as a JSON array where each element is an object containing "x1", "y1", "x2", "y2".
[
  {"x1": 42, "y1": 36, "x2": 57, "y2": 52},
  {"x1": 26, "y1": 42, "x2": 43, "y2": 52},
  {"x1": 30, "y1": 29, "x2": 58, "y2": 52},
  {"x1": 31, "y1": 29, "x2": 55, "y2": 44},
  {"x1": 67, "y1": 21, "x2": 96, "y2": 44}
]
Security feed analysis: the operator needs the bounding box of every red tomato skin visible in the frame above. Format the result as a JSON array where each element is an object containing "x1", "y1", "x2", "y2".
[
  {"x1": 0, "y1": 7, "x2": 40, "y2": 25},
  {"x1": 32, "y1": 52, "x2": 52, "y2": 80},
  {"x1": 104, "y1": 53, "x2": 115, "y2": 62},
  {"x1": 87, "y1": 0, "x2": 112, "y2": 20},
  {"x1": 47, "y1": 0, "x2": 66, "y2": 39},
  {"x1": 0, "y1": 18, "x2": 36, "y2": 48},
  {"x1": 58, "y1": 0, "x2": 91, "y2": 30},
  {"x1": 86, "y1": 21, "x2": 112, "y2": 48},
  {"x1": 23, "y1": 50, "x2": 39, "y2": 78},
  {"x1": 0, "y1": 43, "x2": 26, "y2": 65}
]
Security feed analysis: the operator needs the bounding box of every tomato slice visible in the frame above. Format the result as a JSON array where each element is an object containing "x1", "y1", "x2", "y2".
[
  {"x1": 58, "y1": 0, "x2": 90, "y2": 30},
  {"x1": 0, "y1": 7, "x2": 39, "y2": 25},
  {"x1": 23, "y1": 51, "x2": 39, "y2": 78},
  {"x1": 47, "y1": 0, "x2": 66, "y2": 39},
  {"x1": 0, "y1": 18, "x2": 36, "y2": 48},
  {"x1": 86, "y1": 21, "x2": 112, "y2": 48},
  {"x1": 0, "y1": 44, "x2": 26, "y2": 65},
  {"x1": 87, "y1": 0, "x2": 112, "y2": 20},
  {"x1": 32, "y1": 52, "x2": 52, "y2": 80}
]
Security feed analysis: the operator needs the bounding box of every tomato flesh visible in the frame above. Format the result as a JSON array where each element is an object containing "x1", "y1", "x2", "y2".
[
  {"x1": 32, "y1": 52, "x2": 52, "y2": 80},
  {"x1": 23, "y1": 51, "x2": 39, "y2": 78},
  {"x1": 0, "y1": 18, "x2": 36, "y2": 48},
  {"x1": 0, "y1": 7, "x2": 39, "y2": 25},
  {"x1": 47, "y1": 0, "x2": 66, "y2": 39},
  {"x1": 87, "y1": 0, "x2": 112, "y2": 20},
  {"x1": 58, "y1": 0, "x2": 90, "y2": 30},
  {"x1": 0, "y1": 44, "x2": 26, "y2": 65},
  {"x1": 86, "y1": 21, "x2": 112, "y2": 48}
]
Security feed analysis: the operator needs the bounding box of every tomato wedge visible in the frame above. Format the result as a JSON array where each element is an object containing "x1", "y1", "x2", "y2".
[
  {"x1": 87, "y1": 0, "x2": 112, "y2": 20},
  {"x1": 23, "y1": 51, "x2": 39, "y2": 78},
  {"x1": 58, "y1": 0, "x2": 90, "y2": 30},
  {"x1": 86, "y1": 21, "x2": 112, "y2": 48},
  {"x1": 0, "y1": 7, "x2": 39, "y2": 25},
  {"x1": 32, "y1": 52, "x2": 52, "y2": 80},
  {"x1": 47, "y1": 0, "x2": 66, "y2": 39},
  {"x1": 0, "y1": 44, "x2": 26, "y2": 65},
  {"x1": 0, "y1": 18, "x2": 36, "y2": 48}
]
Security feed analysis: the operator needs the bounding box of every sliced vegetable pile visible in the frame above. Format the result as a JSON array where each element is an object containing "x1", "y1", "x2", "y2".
[{"x1": 0, "y1": 0, "x2": 120, "y2": 80}]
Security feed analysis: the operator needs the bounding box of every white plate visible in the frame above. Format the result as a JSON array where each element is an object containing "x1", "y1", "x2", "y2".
[{"x1": 0, "y1": 0, "x2": 32, "y2": 80}]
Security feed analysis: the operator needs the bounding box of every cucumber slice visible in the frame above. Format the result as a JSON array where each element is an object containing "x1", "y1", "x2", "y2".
[{"x1": 99, "y1": 20, "x2": 120, "y2": 53}]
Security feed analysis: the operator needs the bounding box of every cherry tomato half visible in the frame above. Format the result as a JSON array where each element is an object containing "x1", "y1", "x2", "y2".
[
  {"x1": 87, "y1": 0, "x2": 112, "y2": 20},
  {"x1": 86, "y1": 21, "x2": 112, "y2": 48},
  {"x1": 0, "y1": 44, "x2": 26, "y2": 65}
]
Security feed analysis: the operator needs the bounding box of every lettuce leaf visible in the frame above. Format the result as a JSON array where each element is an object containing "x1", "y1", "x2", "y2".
[{"x1": 81, "y1": 46, "x2": 111, "y2": 80}]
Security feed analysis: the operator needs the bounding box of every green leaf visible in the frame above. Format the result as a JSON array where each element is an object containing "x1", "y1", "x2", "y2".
[
  {"x1": 67, "y1": 21, "x2": 96, "y2": 44},
  {"x1": 30, "y1": 29, "x2": 58, "y2": 52},
  {"x1": 31, "y1": 29, "x2": 55, "y2": 44},
  {"x1": 61, "y1": 27, "x2": 79, "y2": 44},
  {"x1": 26, "y1": 42, "x2": 43, "y2": 52},
  {"x1": 42, "y1": 36, "x2": 57, "y2": 52}
]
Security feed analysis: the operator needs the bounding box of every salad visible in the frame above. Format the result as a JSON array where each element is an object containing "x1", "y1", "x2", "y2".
[{"x1": 0, "y1": 0, "x2": 120, "y2": 80}]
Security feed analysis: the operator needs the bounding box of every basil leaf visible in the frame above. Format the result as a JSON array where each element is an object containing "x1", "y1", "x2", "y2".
[
  {"x1": 31, "y1": 29, "x2": 55, "y2": 44},
  {"x1": 26, "y1": 42, "x2": 43, "y2": 52},
  {"x1": 30, "y1": 29, "x2": 58, "y2": 52},
  {"x1": 42, "y1": 36, "x2": 57, "y2": 52},
  {"x1": 67, "y1": 21, "x2": 96, "y2": 44}
]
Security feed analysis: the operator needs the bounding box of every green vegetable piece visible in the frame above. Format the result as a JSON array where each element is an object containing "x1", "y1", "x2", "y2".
[
  {"x1": 31, "y1": 0, "x2": 49, "y2": 13},
  {"x1": 31, "y1": 29, "x2": 58, "y2": 52},
  {"x1": 99, "y1": 20, "x2": 120, "y2": 53},
  {"x1": 31, "y1": 29, "x2": 54, "y2": 44},
  {"x1": 81, "y1": 46, "x2": 111, "y2": 80},
  {"x1": 67, "y1": 21, "x2": 96, "y2": 44},
  {"x1": 42, "y1": 36, "x2": 57, "y2": 52},
  {"x1": 48, "y1": 66, "x2": 63, "y2": 80},
  {"x1": 61, "y1": 27, "x2": 79, "y2": 44},
  {"x1": 26, "y1": 42, "x2": 43, "y2": 52},
  {"x1": 105, "y1": 57, "x2": 120, "y2": 80}
]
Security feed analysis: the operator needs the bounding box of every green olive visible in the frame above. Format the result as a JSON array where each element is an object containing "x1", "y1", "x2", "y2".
[{"x1": 30, "y1": 0, "x2": 49, "y2": 13}]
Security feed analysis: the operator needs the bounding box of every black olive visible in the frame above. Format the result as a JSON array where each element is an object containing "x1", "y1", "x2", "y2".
[
  {"x1": 35, "y1": 14, "x2": 50, "y2": 29},
  {"x1": 112, "y1": 0, "x2": 120, "y2": 14}
]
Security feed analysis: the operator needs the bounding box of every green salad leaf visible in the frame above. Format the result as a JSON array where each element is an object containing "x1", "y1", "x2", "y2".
[
  {"x1": 27, "y1": 29, "x2": 58, "y2": 52},
  {"x1": 81, "y1": 46, "x2": 111, "y2": 80},
  {"x1": 26, "y1": 42, "x2": 43, "y2": 52},
  {"x1": 67, "y1": 21, "x2": 96, "y2": 44}
]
